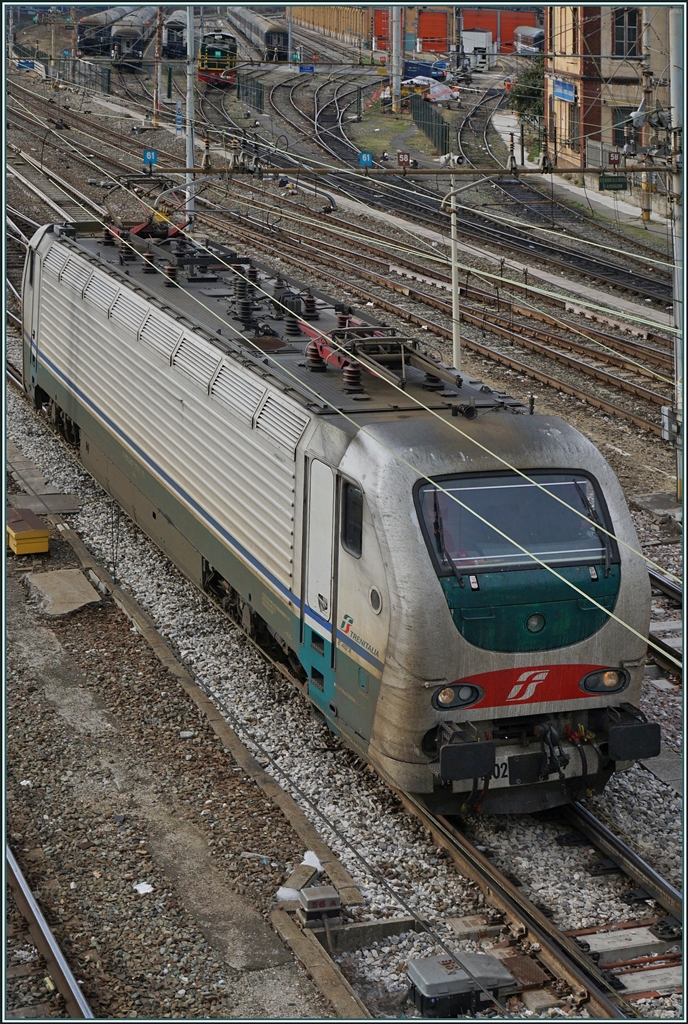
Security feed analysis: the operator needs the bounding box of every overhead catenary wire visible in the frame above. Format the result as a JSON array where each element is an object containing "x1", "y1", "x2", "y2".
[
  {"x1": 15, "y1": 114, "x2": 676, "y2": 579},
  {"x1": 13, "y1": 161, "x2": 681, "y2": 669},
  {"x1": 7, "y1": 84, "x2": 677, "y2": 335},
  {"x1": 9, "y1": 93, "x2": 679, "y2": 577},
  {"x1": 7, "y1": 72, "x2": 676, "y2": 274},
  {"x1": 191, "y1": 186, "x2": 675, "y2": 389}
]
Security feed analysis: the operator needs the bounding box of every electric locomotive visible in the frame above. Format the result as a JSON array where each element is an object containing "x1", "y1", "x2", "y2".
[{"x1": 21, "y1": 224, "x2": 659, "y2": 815}]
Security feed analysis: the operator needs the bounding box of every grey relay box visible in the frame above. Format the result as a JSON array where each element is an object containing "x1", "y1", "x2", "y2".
[{"x1": 408, "y1": 951, "x2": 516, "y2": 1017}]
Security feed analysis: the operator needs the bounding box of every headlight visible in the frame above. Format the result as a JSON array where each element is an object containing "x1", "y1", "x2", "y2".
[
  {"x1": 526, "y1": 612, "x2": 546, "y2": 633},
  {"x1": 579, "y1": 669, "x2": 629, "y2": 694},
  {"x1": 432, "y1": 683, "x2": 484, "y2": 710}
]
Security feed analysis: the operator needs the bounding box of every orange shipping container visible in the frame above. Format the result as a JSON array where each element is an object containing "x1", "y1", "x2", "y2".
[
  {"x1": 417, "y1": 10, "x2": 448, "y2": 52},
  {"x1": 461, "y1": 9, "x2": 537, "y2": 53},
  {"x1": 373, "y1": 8, "x2": 389, "y2": 50}
]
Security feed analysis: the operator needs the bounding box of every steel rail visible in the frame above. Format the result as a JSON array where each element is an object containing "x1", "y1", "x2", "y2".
[
  {"x1": 8, "y1": 144, "x2": 109, "y2": 218},
  {"x1": 564, "y1": 804, "x2": 682, "y2": 919},
  {"x1": 207, "y1": 176, "x2": 673, "y2": 351},
  {"x1": 648, "y1": 567, "x2": 683, "y2": 602},
  {"x1": 6, "y1": 100, "x2": 670, "y2": 431},
  {"x1": 6, "y1": 101, "x2": 673, "y2": 358},
  {"x1": 7, "y1": 136, "x2": 666, "y2": 436},
  {"x1": 649, "y1": 634, "x2": 683, "y2": 672},
  {"x1": 382, "y1": 797, "x2": 635, "y2": 1018},
  {"x1": 218, "y1": 204, "x2": 672, "y2": 383},
  {"x1": 7, "y1": 162, "x2": 78, "y2": 222},
  {"x1": 457, "y1": 84, "x2": 673, "y2": 267},
  {"x1": 6, "y1": 845, "x2": 94, "y2": 1018},
  {"x1": 6, "y1": 81, "x2": 673, "y2": 300},
  {"x1": 266, "y1": 216, "x2": 671, "y2": 399}
]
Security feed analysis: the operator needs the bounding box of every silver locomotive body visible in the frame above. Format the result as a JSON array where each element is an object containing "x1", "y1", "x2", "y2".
[
  {"x1": 22, "y1": 225, "x2": 657, "y2": 815},
  {"x1": 343, "y1": 415, "x2": 653, "y2": 813}
]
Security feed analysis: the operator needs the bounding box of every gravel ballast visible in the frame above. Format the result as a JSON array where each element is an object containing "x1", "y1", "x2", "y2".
[{"x1": 7, "y1": 350, "x2": 682, "y2": 1017}]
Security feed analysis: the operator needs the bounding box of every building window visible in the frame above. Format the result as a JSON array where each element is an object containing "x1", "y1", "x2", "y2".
[
  {"x1": 568, "y1": 103, "x2": 580, "y2": 150},
  {"x1": 612, "y1": 107, "x2": 635, "y2": 147},
  {"x1": 572, "y1": 8, "x2": 579, "y2": 54},
  {"x1": 613, "y1": 8, "x2": 639, "y2": 57}
]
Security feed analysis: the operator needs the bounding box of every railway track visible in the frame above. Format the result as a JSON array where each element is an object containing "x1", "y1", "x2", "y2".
[
  {"x1": 5, "y1": 96, "x2": 676, "y2": 441},
  {"x1": 7, "y1": 145, "x2": 110, "y2": 222},
  {"x1": 9, "y1": 76, "x2": 673, "y2": 305},
  {"x1": 458, "y1": 86, "x2": 674, "y2": 267},
  {"x1": 6, "y1": 846, "x2": 94, "y2": 1019},
  {"x1": 417, "y1": 806, "x2": 682, "y2": 1016},
  {"x1": 8, "y1": 130, "x2": 670, "y2": 439},
  {"x1": 7, "y1": 286, "x2": 681, "y2": 1019},
  {"x1": 647, "y1": 569, "x2": 683, "y2": 672},
  {"x1": 211, "y1": 186, "x2": 673, "y2": 369}
]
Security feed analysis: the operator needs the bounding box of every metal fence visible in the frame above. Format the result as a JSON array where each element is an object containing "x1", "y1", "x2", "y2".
[
  {"x1": 236, "y1": 73, "x2": 264, "y2": 114},
  {"x1": 12, "y1": 40, "x2": 48, "y2": 60},
  {"x1": 11, "y1": 44, "x2": 110, "y2": 93},
  {"x1": 409, "y1": 94, "x2": 448, "y2": 154},
  {"x1": 52, "y1": 58, "x2": 111, "y2": 93}
]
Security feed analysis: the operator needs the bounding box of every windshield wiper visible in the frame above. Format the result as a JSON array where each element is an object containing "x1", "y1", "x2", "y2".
[
  {"x1": 433, "y1": 490, "x2": 465, "y2": 587},
  {"x1": 575, "y1": 481, "x2": 611, "y2": 577}
]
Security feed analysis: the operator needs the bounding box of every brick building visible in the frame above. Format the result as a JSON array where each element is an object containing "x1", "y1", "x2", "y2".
[{"x1": 544, "y1": 6, "x2": 670, "y2": 167}]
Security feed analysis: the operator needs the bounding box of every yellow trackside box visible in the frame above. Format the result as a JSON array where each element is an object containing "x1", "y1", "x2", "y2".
[{"x1": 6, "y1": 507, "x2": 52, "y2": 555}]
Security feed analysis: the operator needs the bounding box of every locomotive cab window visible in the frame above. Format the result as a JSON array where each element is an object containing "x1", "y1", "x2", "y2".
[
  {"x1": 416, "y1": 472, "x2": 617, "y2": 575},
  {"x1": 342, "y1": 482, "x2": 363, "y2": 558}
]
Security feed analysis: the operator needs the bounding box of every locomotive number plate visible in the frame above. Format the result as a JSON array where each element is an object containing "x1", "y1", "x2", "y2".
[{"x1": 485, "y1": 754, "x2": 544, "y2": 787}]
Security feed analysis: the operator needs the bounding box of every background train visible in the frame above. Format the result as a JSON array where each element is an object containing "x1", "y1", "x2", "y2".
[
  {"x1": 161, "y1": 8, "x2": 189, "y2": 60},
  {"x1": 226, "y1": 5, "x2": 289, "y2": 61},
  {"x1": 21, "y1": 223, "x2": 659, "y2": 816},
  {"x1": 514, "y1": 25, "x2": 545, "y2": 54},
  {"x1": 77, "y1": 6, "x2": 135, "y2": 57},
  {"x1": 111, "y1": 5, "x2": 157, "y2": 67}
]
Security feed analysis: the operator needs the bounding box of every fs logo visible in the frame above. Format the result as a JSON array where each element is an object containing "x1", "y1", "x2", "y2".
[
  {"x1": 506, "y1": 670, "x2": 550, "y2": 702},
  {"x1": 340, "y1": 614, "x2": 354, "y2": 635}
]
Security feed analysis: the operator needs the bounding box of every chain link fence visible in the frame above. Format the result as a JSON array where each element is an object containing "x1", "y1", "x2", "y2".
[
  {"x1": 409, "y1": 94, "x2": 448, "y2": 154},
  {"x1": 236, "y1": 73, "x2": 264, "y2": 114}
]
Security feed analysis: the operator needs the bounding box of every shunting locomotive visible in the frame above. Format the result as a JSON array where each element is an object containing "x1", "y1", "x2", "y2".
[{"x1": 198, "y1": 27, "x2": 238, "y2": 86}]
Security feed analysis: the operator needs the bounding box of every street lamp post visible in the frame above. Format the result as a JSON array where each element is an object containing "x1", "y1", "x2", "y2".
[
  {"x1": 440, "y1": 173, "x2": 495, "y2": 372},
  {"x1": 449, "y1": 177, "x2": 461, "y2": 371}
]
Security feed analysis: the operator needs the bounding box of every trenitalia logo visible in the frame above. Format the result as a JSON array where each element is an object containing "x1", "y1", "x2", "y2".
[
  {"x1": 506, "y1": 670, "x2": 550, "y2": 701},
  {"x1": 339, "y1": 614, "x2": 380, "y2": 659},
  {"x1": 452, "y1": 665, "x2": 606, "y2": 709}
]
